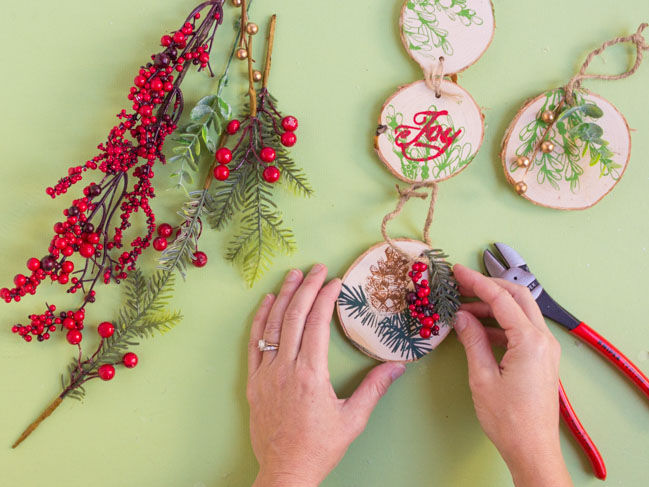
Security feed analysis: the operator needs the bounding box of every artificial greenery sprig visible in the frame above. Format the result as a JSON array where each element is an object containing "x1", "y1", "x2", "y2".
[
  {"x1": 12, "y1": 269, "x2": 181, "y2": 448},
  {"x1": 422, "y1": 249, "x2": 460, "y2": 325}
]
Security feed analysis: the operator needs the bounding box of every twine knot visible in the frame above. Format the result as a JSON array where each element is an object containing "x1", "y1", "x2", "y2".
[{"x1": 425, "y1": 57, "x2": 445, "y2": 98}]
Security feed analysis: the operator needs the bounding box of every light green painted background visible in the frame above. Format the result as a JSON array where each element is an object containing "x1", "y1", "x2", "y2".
[{"x1": 1, "y1": 1, "x2": 648, "y2": 485}]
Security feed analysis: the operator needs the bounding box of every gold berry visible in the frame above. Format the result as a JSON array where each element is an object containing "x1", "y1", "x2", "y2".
[
  {"x1": 231, "y1": 0, "x2": 242, "y2": 6},
  {"x1": 246, "y1": 22, "x2": 259, "y2": 35},
  {"x1": 540, "y1": 140, "x2": 554, "y2": 153},
  {"x1": 516, "y1": 156, "x2": 530, "y2": 169},
  {"x1": 253, "y1": 70, "x2": 262, "y2": 82},
  {"x1": 540, "y1": 110, "x2": 555, "y2": 124},
  {"x1": 515, "y1": 182, "x2": 528, "y2": 195},
  {"x1": 235, "y1": 48, "x2": 248, "y2": 60}
]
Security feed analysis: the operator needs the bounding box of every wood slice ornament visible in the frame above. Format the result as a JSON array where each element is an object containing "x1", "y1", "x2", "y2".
[
  {"x1": 501, "y1": 24, "x2": 649, "y2": 210},
  {"x1": 375, "y1": 0, "x2": 494, "y2": 183},
  {"x1": 337, "y1": 183, "x2": 460, "y2": 362}
]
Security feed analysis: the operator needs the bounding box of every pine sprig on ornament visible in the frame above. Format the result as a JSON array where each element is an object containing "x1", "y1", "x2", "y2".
[
  {"x1": 3, "y1": 0, "x2": 227, "y2": 343},
  {"x1": 13, "y1": 269, "x2": 181, "y2": 448}
]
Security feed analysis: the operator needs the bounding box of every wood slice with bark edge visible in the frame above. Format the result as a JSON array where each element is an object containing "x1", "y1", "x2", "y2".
[
  {"x1": 375, "y1": 79, "x2": 485, "y2": 184},
  {"x1": 399, "y1": 0, "x2": 496, "y2": 75},
  {"x1": 337, "y1": 239, "x2": 452, "y2": 363},
  {"x1": 500, "y1": 89, "x2": 631, "y2": 210}
]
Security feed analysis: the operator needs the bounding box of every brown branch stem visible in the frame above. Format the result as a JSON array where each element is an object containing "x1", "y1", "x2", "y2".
[
  {"x1": 239, "y1": 0, "x2": 248, "y2": 48},
  {"x1": 247, "y1": 34, "x2": 257, "y2": 116},
  {"x1": 12, "y1": 396, "x2": 63, "y2": 448},
  {"x1": 262, "y1": 15, "x2": 277, "y2": 89}
]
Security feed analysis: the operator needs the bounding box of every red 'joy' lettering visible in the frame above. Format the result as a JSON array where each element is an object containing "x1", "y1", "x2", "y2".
[{"x1": 394, "y1": 110, "x2": 462, "y2": 162}]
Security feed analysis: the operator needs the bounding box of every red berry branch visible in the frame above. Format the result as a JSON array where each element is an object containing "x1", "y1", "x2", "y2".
[{"x1": 3, "y1": 1, "x2": 226, "y2": 344}]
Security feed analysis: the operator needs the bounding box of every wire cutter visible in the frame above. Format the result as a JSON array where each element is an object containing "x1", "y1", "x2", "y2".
[{"x1": 482, "y1": 243, "x2": 649, "y2": 480}]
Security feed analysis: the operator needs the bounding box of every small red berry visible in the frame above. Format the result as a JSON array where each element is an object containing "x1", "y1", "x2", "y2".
[
  {"x1": 260, "y1": 147, "x2": 276, "y2": 163},
  {"x1": 192, "y1": 251, "x2": 208, "y2": 268},
  {"x1": 173, "y1": 32, "x2": 186, "y2": 44},
  {"x1": 153, "y1": 237, "x2": 168, "y2": 251},
  {"x1": 61, "y1": 261, "x2": 75, "y2": 273},
  {"x1": 432, "y1": 313, "x2": 440, "y2": 321},
  {"x1": 134, "y1": 75, "x2": 146, "y2": 87},
  {"x1": 419, "y1": 327, "x2": 432, "y2": 339},
  {"x1": 98, "y1": 364, "x2": 115, "y2": 381},
  {"x1": 281, "y1": 116, "x2": 299, "y2": 132},
  {"x1": 123, "y1": 352, "x2": 139, "y2": 368},
  {"x1": 0, "y1": 288, "x2": 9, "y2": 300},
  {"x1": 87, "y1": 233, "x2": 100, "y2": 244},
  {"x1": 66, "y1": 329, "x2": 82, "y2": 345},
  {"x1": 98, "y1": 321, "x2": 115, "y2": 338},
  {"x1": 216, "y1": 147, "x2": 233, "y2": 164},
  {"x1": 27, "y1": 258, "x2": 41, "y2": 272},
  {"x1": 263, "y1": 166, "x2": 281, "y2": 183},
  {"x1": 422, "y1": 317, "x2": 434, "y2": 328},
  {"x1": 226, "y1": 119, "x2": 240, "y2": 135},
  {"x1": 281, "y1": 132, "x2": 297, "y2": 147},
  {"x1": 58, "y1": 273, "x2": 69, "y2": 285},
  {"x1": 14, "y1": 274, "x2": 27, "y2": 287},
  {"x1": 161, "y1": 35, "x2": 172, "y2": 47},
  {"x1": 79, "y1": 243, "x2": 95, "y2": 258},
  {"x1": 158, "y1": 223, "x2": 174, "y2": 238},
  {"x1": 63, "y1": 318, "x2": 76, "y2": 330},
  {"x1": 214, "y1": 165, "x2": 230, "y2": 181}
]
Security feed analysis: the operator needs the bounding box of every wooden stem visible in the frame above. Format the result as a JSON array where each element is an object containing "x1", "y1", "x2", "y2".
[
  {"x1": 247, "y1": 34, "x2": 257, "y2": 116},
  {"x1": 203, "y1": 134, "x2": 229, "y2": 190},
  {"x1": 12, "y1": 396, "x2": 63, "y2": 449},
  {"x1": 262, "y1": 15, "x2": 277, "y2": 89},
  {"x1": 239, "y1": 0, "x2": 248, "y2": 48}
]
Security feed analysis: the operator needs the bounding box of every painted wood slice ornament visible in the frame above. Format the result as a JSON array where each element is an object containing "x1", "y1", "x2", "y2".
[
  {"x1": 400, "y1": 0, "x2": 495, "y2": 75},
  {"x1": 376, "y1": 79, "x2": 484, "y2": 183},
  {"x1": 501, "y1": 89, "x2": 630, "y2": 210},
  {"x1": 500, "y1": 24, "x2": 649, "y2": 210},
  {"x1": 337, "y1": 184, "x2": 460, "y2": 363}
]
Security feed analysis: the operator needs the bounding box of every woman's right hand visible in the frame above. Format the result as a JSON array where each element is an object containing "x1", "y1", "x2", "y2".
[{"x1": 452, "y1": 264, "x2": 573, "y2": 487}]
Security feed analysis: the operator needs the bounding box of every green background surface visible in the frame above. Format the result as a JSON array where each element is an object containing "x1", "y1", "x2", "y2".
[{"x1": 1, "y1": 0, "x2": 648, "y2": 485}]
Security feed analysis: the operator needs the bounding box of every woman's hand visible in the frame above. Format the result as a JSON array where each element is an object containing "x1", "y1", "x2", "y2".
[
  {"x1": 247, "y1": 265, "x2": 406, "y2": 487},
  {"x1": 452, "y1": 264, "x2": 573, "y2": 487}
]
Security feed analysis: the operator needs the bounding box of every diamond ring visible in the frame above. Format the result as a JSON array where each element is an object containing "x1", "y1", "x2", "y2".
[{"x1": 258, "y1": 339, "x2": 279, "y2": 352}]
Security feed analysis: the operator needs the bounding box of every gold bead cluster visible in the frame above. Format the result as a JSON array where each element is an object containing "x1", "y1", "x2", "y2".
[{"x1": 512, "y1": 109, "x2": 556, "y2": 195}]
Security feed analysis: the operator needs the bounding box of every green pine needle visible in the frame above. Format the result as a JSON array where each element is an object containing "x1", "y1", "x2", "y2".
[{"x1": 423, "y1": 249, "x2": 460, "y2": 326}]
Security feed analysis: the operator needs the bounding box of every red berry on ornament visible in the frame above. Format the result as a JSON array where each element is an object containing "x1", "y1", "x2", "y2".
[
  {"x1": 281, "y1": 132, "x2": 297, "y2": 147},
  {"x1": 226, "y1": 119, "x2": 240, "y2": 135},
  {"x1": 216, "y1": 147, "x2": 233, "y2": 164},
  {"x1": 214, "y1": 165, "x2": 230, "y2": 181},
  {"x1": 263, "y1": 166, "x2": 281, "y2": 183},
  {"x1": 97, "y1": 321, "x2": 115, "y2": 338},
  {"x1": 123, "y1": 352, "x2": 139, "y2": 368},
  {"x1": 153, "y1": 237, "x2": 168, "y2": 251},
  {"x1": 419, "y1": 327, "x2": 432, "y2": 339},
  {"x1": 192, "y1": 251, "x2": 208, "y2": 267},
  {"x1": 260, "y1": 147, "x2": 276, "y2": 163},
  {"x1": 66, "y1": 329, "x2": 82, "y2": 345},
  {"x1": 98, "y1": 364, "x2": 116, "y2": 381},
  {"x1": 281, "y1": 116, "x2": 298, "y2": 132},
  {"x1": 158, "y1": 223, "x2": 174, "y2": 238}
]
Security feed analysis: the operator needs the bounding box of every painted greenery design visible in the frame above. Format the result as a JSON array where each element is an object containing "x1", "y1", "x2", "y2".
[
  {"x1": 402, "y1": 0, "x2": 483, "y2": 59},
  {"x1": 385, "y1": 104, "x2": 473, "y2": 181},
  {"x1": 512, "y1": 89, "x2": 622, "y2": 192}
]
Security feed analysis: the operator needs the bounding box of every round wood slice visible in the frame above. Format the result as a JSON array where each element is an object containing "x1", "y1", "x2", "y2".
[
  {"x1": 337, "y1": 239, "x2": 452, "y2": 363},
  {"x1": 400, "y1": 0, "x2": 495, "y2": 75},
  {"x1": 375, "y1": 79, "x2": 484, "y2": 183},
  {"x1": 501, "y1": 88, "x2": 631, "y2": 210}
]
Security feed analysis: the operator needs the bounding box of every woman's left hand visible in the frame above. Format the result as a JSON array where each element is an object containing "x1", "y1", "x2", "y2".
[{"x1": 247, "y1": 264, "x2": 406, "y2": 487}]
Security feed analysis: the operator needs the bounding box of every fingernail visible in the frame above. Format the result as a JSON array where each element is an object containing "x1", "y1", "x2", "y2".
[
  {"x1": 391, "y1": 364, "x2": 406, "y2": 381},
  {"x1": 454, "y1": 311, "x2": 467, "y2": 333},
  {"x1": 309, "y1": 263, "x2": 325, "y2": 275},
  {"x1": 263, "y1": 294, "x2": 274, "y2": 304},
  {"x1": 286, "y1": 269, "x2": 300, "y2": 282}
]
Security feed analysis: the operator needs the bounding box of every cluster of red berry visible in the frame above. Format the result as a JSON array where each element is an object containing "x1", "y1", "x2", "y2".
[
  {"x1": 406, "y1": 261, "x2": 441, "y2": 339},
  {"x1": 2, "y1": 1, "x2": 225, "y2": 341},
  {"x1": 10, "y1": 305, "x2": 85, "y2": 343},
  {"x1": 152, "y1": 222, "x2": 207, "y2": 267},
  {"x1": 213, "y1": 107, "x2": 299, "y2": 183}
]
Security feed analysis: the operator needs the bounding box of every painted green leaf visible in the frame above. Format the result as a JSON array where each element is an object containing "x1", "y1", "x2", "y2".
[{"x1": 581, "y1": 103, "x2": 604, "y2": 118}]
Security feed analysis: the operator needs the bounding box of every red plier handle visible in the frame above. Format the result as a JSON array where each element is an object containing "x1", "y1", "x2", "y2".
[
  {"x1": 571, "y1": 322, "x2": 649, "y2": 398},
  {"x1": 559, "y1": 380, "x2": 607, "y2": 480}
]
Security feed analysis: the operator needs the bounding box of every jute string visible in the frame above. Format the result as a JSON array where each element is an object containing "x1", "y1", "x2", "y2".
[
  {"x1": 424, "y1": 57, "x2": 445, "y2": 98},
  {"x1": 564, "y1": 23, "x2": 649, "y2": 104},
  {"x1": 381, "y1": 182, "x2": 438, "y2": 261}
]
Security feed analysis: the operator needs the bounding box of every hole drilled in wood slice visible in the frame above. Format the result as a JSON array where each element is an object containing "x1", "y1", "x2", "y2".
[
  {"x1": 501, "y1": 88, "x2": 631, "y2": 210},
  {"x1": 337, "y1": 239, "x2": 451, "y2": 363},
  {"x1": 400, "y1": 0, "x2": 495, "y2": 75},
  {"x1": 375, "y1": 79, "x2": 484, "y2": 184}
]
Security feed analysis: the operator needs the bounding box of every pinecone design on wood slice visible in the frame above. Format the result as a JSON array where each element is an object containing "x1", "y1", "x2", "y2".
[{"x1": 364, "y1": 246, "x2": 410, "y2": 314}]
